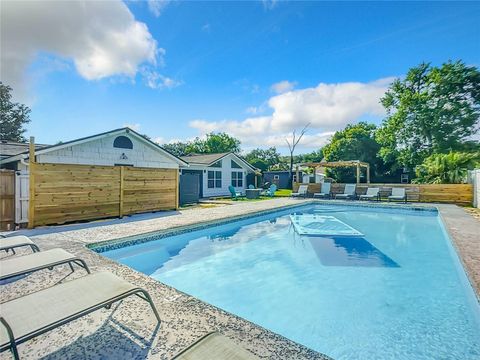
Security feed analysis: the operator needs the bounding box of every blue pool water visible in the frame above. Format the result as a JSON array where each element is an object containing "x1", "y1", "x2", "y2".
[{"x1": 100, "y1": 204, "x2": 480, "y2": 359}]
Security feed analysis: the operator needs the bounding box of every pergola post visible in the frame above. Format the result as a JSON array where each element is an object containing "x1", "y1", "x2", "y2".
[
  {"x1": 366, "y1": 164, "x2": 370, "y2": 184},
  {"x1": 356, "y1": 163, "x2": 360, "y2": 184}
]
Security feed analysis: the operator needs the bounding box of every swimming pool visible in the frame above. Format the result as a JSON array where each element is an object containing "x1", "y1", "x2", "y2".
[{"x1": 98, "y1": 204, "x2": 480, "y2": 359}]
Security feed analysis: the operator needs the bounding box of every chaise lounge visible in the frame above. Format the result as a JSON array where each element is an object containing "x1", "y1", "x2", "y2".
[
  {"x1": 388, "y1": 188, "x2": 407, "y2": 203},
  {"x1": 313, "y1": 182, "x2": 332, "y2": 199},
  {"x1": 291, "y1": 184, "x2": 308, "y2": 198},
  {"x1": 335, "y1": 184, "x2": 356, "y2": 200},
  {"x1": 0, "y1": 271, "x2": 161, "y2": 360},
  {"x1": 359, "y1": 187, "x2": 380, "y2": 201},
  {"x1": 0, "y1": 236, "x2": 40, "y2": 255},
  {"x1": 0, "y1": 248, "x2": 90, "y2": 282}
]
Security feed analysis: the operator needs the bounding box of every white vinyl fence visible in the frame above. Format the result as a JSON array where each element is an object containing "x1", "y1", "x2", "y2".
[{"x1": 471, "y1": 169, "x2": 480, "y2": 208}]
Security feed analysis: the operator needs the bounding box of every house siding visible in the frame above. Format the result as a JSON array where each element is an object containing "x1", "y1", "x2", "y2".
[
  {"x1": 36, "y1": 133, "x2": 179, "y2": 169},
  {"x1": 182, "y1": 154, "x2": 251, "y2": 197}
]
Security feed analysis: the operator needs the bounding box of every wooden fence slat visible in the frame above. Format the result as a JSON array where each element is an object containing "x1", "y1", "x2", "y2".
[{"x1": 31, "y1": 163, "x2": 178, "y2": 226}]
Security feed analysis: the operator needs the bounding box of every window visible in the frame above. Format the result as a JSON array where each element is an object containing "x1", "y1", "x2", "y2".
[
  {"x1": 211, "y1": 160, "x2": 222, "y2": 168},
  {"x1": 292, "y1": 174, "x2": 297, "y2": 182},
  {"x1": 113, "y1": 136, "x2": 133, "y2": 149},
  {"x1": 273, "y1": 174, "x2": 280, "y2": 180},
  {"x1": 231, "y1": 160, "x2": 242, "y2": 169},
  {"x1": 208, "y1": 171, "x2": 222, "y2": 188},
  {"x1": 231, "y1": 171, "x2": 243, "y2": 187}
]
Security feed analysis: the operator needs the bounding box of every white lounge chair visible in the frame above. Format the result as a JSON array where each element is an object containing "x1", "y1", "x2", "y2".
[
  {"x1": 0, "y1": 271, "x2": 161, "y2": 359},
  {"x1": 313, "y1": 182, "x2": 331, "y2": 199},
  {"x1": 335, "y1": 184, "x2": 356, "y2": 200},
  {"x1": 388, "y1": 188, "x2": 407, "y2": 203},
  {"x1": 0, "y1": 248, "x2": 90, "y2": 282},
  {"x1": 0, "y1": 236, "x2": 39, "y2": 255},
  {"x1": 359, "y1": 187, "x2": 380, "y2": 201},
  {"x1": 173, "y1": 332, "x2": 259, "y2": 360},
  {"x1": 291, "y1": 184, "x2": 308, "y2": 198}
]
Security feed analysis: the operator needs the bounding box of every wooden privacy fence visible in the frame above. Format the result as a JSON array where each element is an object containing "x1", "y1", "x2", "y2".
[
  {"x1": 0, "y1": 170, "x2": 15, "y2": 230},
  {"x1": 293, "y1": 182, "x2": 473, "y2": 205},
  {"x1": 30, "y1": 163, "x2": 178, "y2": 227}
]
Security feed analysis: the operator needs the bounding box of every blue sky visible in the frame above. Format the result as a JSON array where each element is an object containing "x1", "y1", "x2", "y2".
[{"x1": 2, "y1": 1, "x2": 479, "y2": 153}]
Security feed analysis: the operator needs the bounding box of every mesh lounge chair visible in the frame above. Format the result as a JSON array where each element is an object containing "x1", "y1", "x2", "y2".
[
  {"x1": 313, "y1": 183, "x2": 331, "y2": 199},
  {"x1": 359, "y1": 187, "x2": 380, "y2": 201},
  {"x1": 335, "y1": 184, "x2": 356, "y2": 200},
  {"x1": 388, "y1": 187, "x2": 407, "y2": 203},
  {"x1": 0, "y1": 271, "x2": 161, "y2": 360},
  {"x1": 172, "y1": 332, "x2": 259, "y2": 360},
  {"x1": 0, "y1": 248, "x2": 90, "y2": 282},
  {"x1": 291, "y1": 184, "x2": 308, "y2": 198},
  {"x1": 0, "y1": 236, "x2": 39, "y2": 255}
]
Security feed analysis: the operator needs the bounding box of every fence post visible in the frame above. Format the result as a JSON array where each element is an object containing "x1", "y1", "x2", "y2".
[
  {"x1": 28, "y1": 137, "x2": 35, "y2": 229},
  {"x1": 119, "y1": 166, "x2": 125, "y2": 217},
  {"x1": 175, "y1": 168, "x2": 179, "y2": 210}
]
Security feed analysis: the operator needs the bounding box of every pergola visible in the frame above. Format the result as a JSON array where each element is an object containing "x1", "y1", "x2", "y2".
[{"x1": 297, "y1": 160, "x2": 371, "y2": 184}]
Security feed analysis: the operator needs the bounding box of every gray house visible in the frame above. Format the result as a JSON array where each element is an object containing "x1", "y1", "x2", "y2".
[{"x1": 263, "y1": 170, "x2": 303, "y2": 189}]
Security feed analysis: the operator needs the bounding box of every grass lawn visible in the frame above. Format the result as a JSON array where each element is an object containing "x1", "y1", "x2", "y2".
[{"x1": 211, "y1": 188, "x2": 293, "y2": 202}]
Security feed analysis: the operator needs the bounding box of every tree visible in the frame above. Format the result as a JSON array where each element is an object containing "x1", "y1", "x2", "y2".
[
  {"x1": 245, "y1": 147, "x2": 280, "y2": 171},
  {"x1": 414, "y1": 151, "x2": 480, "y2": 184},
  {"x1": 285, "y1": 124, "x2": 309, "y2": 187},
  {"x1": 162, "y1": 132, "x2": 241, "y2": 156},
  {"x1": 297, "y1": 149, "x2": 324, "y2": 163},
  {"x1": 323, "y1": 122, "x2": 386, "y2": 182},
  {"x1": 162, "y1": 141, "x2": 190, "y2": 157},
  {"x1": 376, "y1": 61, "x2": 480, "y2": 170},
  {"x1": 0, "y1": 82, "x2": 31, "y2": 141}
]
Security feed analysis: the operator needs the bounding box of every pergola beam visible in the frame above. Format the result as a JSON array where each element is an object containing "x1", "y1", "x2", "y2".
[{"x1": 299, "y1": 160, "x2": 371, "y2": 184}]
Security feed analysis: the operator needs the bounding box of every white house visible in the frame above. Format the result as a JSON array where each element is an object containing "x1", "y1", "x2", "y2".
[
  {"x1": 0, "y1": 127, "x2": 187, "y2": 225},
  {"x1": 0, "y1": 127, "x2": 187, "y2": 171},
  {"x1": 180, "y1": 152, "x2": 256, "y2": 198}
]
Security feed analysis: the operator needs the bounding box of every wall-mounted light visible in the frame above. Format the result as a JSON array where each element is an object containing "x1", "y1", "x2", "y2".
[{"x1": 120, "y1": 153, "x2": 128, "y2": 160}]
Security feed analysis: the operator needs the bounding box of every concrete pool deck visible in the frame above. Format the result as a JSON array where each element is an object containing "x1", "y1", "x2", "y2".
[{"x1": 1, "y1": 198, "x2": 479, "y2": 359}]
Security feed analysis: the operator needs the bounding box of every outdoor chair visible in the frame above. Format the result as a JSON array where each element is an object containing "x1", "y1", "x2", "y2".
[
  {"x1": 335, "y1": 184, "x2": 356, "y2": 200},
  {"x1": 228, "y1": 185, "x2": 243, "y2": 200},
  {"x1": 0, "y1": 271, "x2": 161, "y2": 360},
  {"x1": 0, "y1": 236, "x2": 40, "y2": 255},
  {"x1": 359, "y1": 187, "x2": 380, "y2": 201},
  {"x1": 172, "y1": 332, "x2": 259, "y2": 360},
  {"x1": 0, "y1": 248, "x2": 90, "y2": 282},
  {"x1": 291, "y1": 184, "x2": 308, "y2": 198},
  {"x1": 388, "y1": 187, "x2": 407, "y2": 203},
  {"x1": 248, "y1": 184, "x2": 255, "y2": 189},
  {"x1": 313, "y1": 182, "x2": 332, "y2": 199},
  {"x1": 262, "y1": 184, "x2": 277, "y2": 197}
]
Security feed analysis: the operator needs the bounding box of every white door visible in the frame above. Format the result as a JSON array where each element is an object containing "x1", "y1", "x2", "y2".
[{"x1": 15, "y1": 171, "x2": 29, "y2": 224}]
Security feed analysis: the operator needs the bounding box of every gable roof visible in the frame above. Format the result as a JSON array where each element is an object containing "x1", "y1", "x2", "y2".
[
  {"x1": 0, "y1": 141, "x2": 50, "y2": 159},
  {"x1": 180, "y1": 152, "x2": 256, "y2": 171},
  {"x1": 0, "y1": 127, "x2": 188, "y2": 166}
]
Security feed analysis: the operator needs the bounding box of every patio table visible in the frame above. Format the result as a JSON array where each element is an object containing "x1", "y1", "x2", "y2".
[{"x1": 245, "y1": 189, "x2": 262, "y2": 199}]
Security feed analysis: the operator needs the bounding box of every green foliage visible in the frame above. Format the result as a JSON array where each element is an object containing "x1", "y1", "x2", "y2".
[
  {"x1": 322, "y1": 122, "x2": 385, "y2": 182},
  {"x1": 296, "y1": 149, "x2": 324, "y2": 163},
  {"x1": 162, "y1": 141, "x2": 190, "y2": 157},
  {"x1": 245, "y1": 147, "x2": 280, "y2": 171},
  {"x1": 0, "y1": 82, "x2": 31, "y2": 141},
  {"x1": 414, "y1": 151, "x2": 480, "y2": 184},
  {"x1": 376, "y1": 61, "x2": 480, "y2": 170},
  {"x1": 163, "y1": 132, "x2": 241, "y2": 156}
]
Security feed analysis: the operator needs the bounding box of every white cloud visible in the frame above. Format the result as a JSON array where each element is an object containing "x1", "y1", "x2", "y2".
[
  {"x1": 262, "y1": 0, "x2": 278, "y2": 10},
  {"x1": 202, "y1": 23, "x2": 211, "y2": 32},
  {"x1": 189, "y1": 77, "x2": 393, "y2": 150},
  {"x1": 270, "y1": 80, "x2": 297, "y2": 94},
  {"x1": 1, "y1": 0, "x2": 159, "y2": 101},
  {"x1": 123, "y1": 123, "x2": 141, "y2": 132},
  {"x1": 147, "y1": 0, "x2": 171, "y2": 17},
  {"x1": 142, "y1": 68, "x2": 182, "y2": 89}
]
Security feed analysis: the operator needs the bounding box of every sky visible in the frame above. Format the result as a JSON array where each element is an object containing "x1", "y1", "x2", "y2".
[{"x1": 1, "y1": 0, "x2": 479, "y2": 154}]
